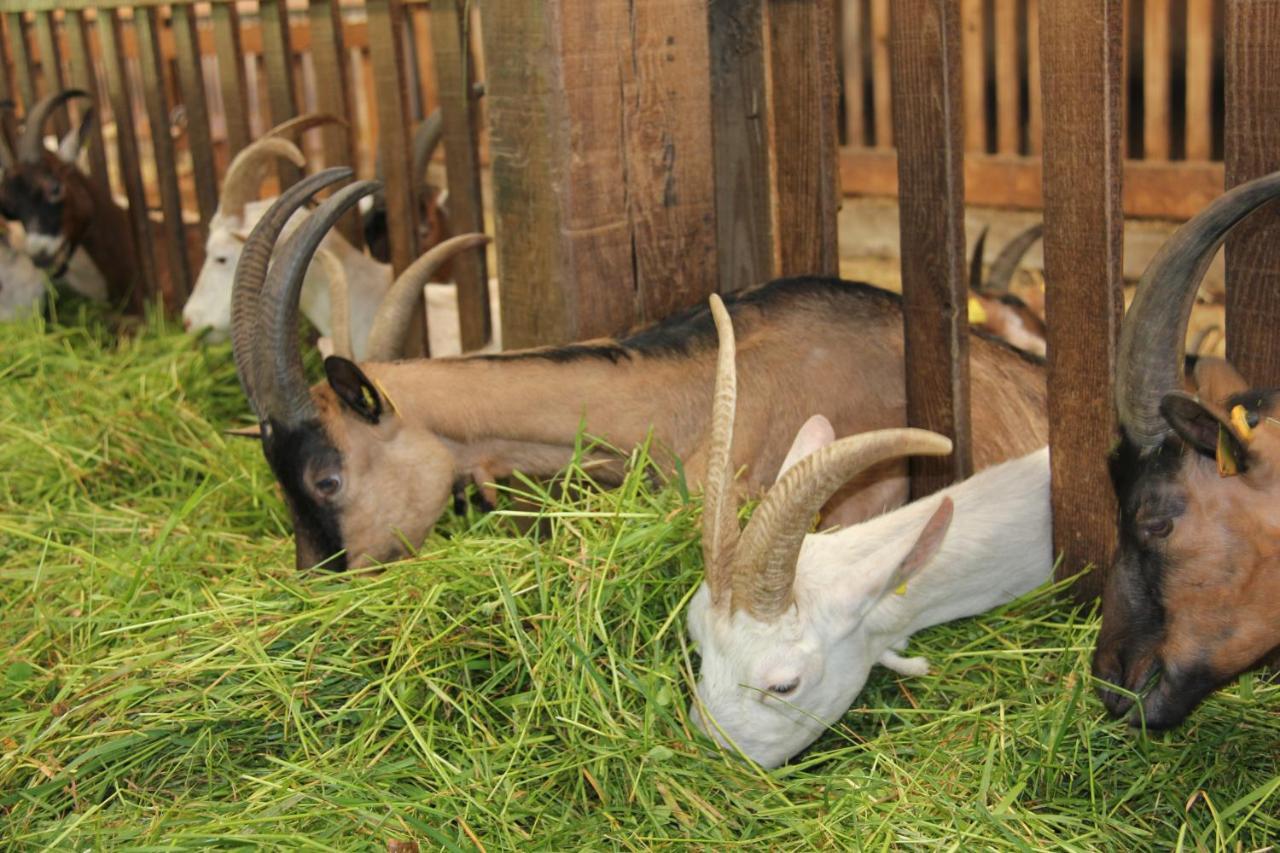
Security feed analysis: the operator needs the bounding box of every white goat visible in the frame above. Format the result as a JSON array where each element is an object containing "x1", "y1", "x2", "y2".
[
  {"x1": 182, "y1": 115, "x2": 498, "y2": 357},
  {"x1": 0, "y1": 227, "x2": 49, "y2": 321},
  {"x1": 687, "y1": 294, "x2": 1052, "y2": 768}
]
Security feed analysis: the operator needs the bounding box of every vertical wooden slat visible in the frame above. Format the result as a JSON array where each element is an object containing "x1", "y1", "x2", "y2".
[
  {"x1": 770, "y1": 0, "x2": 840, "y2": 278},
  {"x1": 430, "y1": 0, "x2": 493, "y2": 350},
  {"x1": 211, "y1": 2, "x2": 250, "y2": 158},
  {"x1": 994, "y1": 0, "x2": 1018, "y2": 153},
  {"x1": 1027, "y1": 0, "x2": 1042, "y2": 154},
  {"x1": 136, "y1": 7, "x2": 190, "y2": 306},
  {"x1": 841, "y1": 0, "x2": 865, "y2": 145},
  {"x1": 410, "y1": 9, "x2": 439, "y2": 113},
  {"x1": 259, "y1": 0, "x2": 300, "y2": 186},
  {"x1": 99, "y1": 9, "x2": 156, "y2": 313},
  {"x1": 960, "y1": 0, "x2": 984, "y2": 152},
  {"x1": 10, "y1": 13, "x2": 37, "y2": 111},
  {"x1": 1224, "y1": 0, "x2": 1280, "y2": 386},
  {"x1": 33, "y1": 11, "x2": 69, "y2": 137},
  {"x1": 171, "y1": 4, "x2": 218, "y2": 232},
  {"x1": 1143, "y1": 0, "x2": 1170, "y2": 160},
  {"x1": 870, "y1": 0, "x2": 892, "y2": 146},
  {"x1": 308, "y1": 0, "x2": 360, "y2": 246},
  {"x1": 1185, "y1": 0, "x2": 1212, "y2": 161},
  {"x1": 710, "y1": 0, "x2": 774, "y2": 293},
  {"x1": 63, "y1": 11, "x2": 109, "y2": 187},
  {"x1": 0, "y1": 16, "x2": 15, "y2": 106},
  {"x1": 889, "y1": 0, "x2": 971, "y2": 496},
  {"x1": 1041, "y1": 0, "x2": 1125, "y2": 598}
]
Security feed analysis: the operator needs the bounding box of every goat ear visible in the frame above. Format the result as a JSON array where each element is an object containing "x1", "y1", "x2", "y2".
[
  {"x1": 877, "y1": 497, "x2": 954, "y2": 601},
  {"x1": 57, "y1": 106, "x2": 94, "y2": 164},
  {"x1": 1191, "y1": 357, "x2": 1249, "y2": 407},
  {"x1": 777, "y1": 414, "x2": 837, "y2": 479},
  {"x1": 324, "y1": 356, "x2": 382, "y2": 424},
  {"x1": 1161, "y1": 391, "x2": 1250, "y2": 474}
]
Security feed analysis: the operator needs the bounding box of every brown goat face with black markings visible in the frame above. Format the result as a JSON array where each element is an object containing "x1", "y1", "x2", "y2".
[{"x1": 1095, "y1": 171, "x2": 1280, "y2": 729}]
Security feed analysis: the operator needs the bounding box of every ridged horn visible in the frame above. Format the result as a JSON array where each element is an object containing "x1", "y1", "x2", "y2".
[
  {"x1": 315, "y1": 248, "x2": 353, "y2": 360},
  {"x1": 263, "y1": 112, "x2": 346, "y2": 142},
  {"x1": 968, "y1": 226, "x2": 989, "y2": 293},
  {"x1": 220, "y1": 138, "x2": 306, "y2": 221},
  {"x1": 411, "y1": 109, "x2": 444, "y2": 190},
  {"x1": 1117, "y1": 170, "x2": 1280, "y2": 449},
  {"x1": 363, "y1": 233, "x2": 491, "y2": 361},
  {"x1": 232, "y1": 167, "x2": 353, "y2": 420},
  {"x1": 19, "y1": 89, "x2": 89, "y2": 163},
  {"x1": 258, "y1": 179, "x2": 381, "y2": 425},
  {"x1": 733, "y1": 429, "x2": 953, "y2": 622},
  {"x1": 984, "y1": 223, "x2": 1043, "y2": 293},
  {"x1": 701, "y1": 294, "x2": 741, "y2": 609}
]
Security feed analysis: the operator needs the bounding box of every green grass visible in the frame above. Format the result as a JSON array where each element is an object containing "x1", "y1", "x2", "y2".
[{"x1": 1, "y1": 306, "x2": 1277, "y2": 850}]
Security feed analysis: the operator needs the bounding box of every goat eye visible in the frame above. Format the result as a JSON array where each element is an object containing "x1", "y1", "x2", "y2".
[
  {"x1": 1143, "y1": 518, "x2": 1173, "y2": 540},
  {"x1": 314, "y1": 474, "x2": 342, "y2": 497},
  {"x1": 768, "y1": 678, "x2": 800, "y2": 696}
]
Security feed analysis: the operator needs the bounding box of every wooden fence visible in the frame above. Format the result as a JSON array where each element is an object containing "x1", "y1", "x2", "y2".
[{"x1": 0, "y1": 0, "x2": 1277, "y2": 596}]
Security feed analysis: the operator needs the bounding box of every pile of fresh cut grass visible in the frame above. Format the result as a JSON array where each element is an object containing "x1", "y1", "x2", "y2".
[{"x1": 1, "y1": 306, "x2": 1277, "y2": 849}]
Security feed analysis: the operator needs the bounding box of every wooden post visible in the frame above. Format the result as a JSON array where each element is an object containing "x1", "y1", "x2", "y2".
[
  {"x1": 9, "y1": 13, "x2": 36, "y2": 112},
  {"x1": 889, "y1": 0, "x2": 971, "y2": 497},
  {"x1": 840, "y1": 0, "x2": 865, "y2": 147},
  {"x1": 1143, "y1": 0, "x2": 1171, "y2": 160},
  {"x1": 1040, "y1": 0, "x2": 1125, "y2": 599},
  {"x1": 1224, "y1": 0, "x2": 1280, "y2": 387},
  {"x1": 482, "y1": 0, "x2": 717, "y2": 348},
  {"x1": 1184, "y1": 0, "x2": 1212, "y2": 162},
  {"x1": 32, "y1": 11, "x2": 68, "y2": 138},
  {"x1": 62, "y1": 10, "x2": 109, "y2": 188},
  {"x1": 0, "y1": 15, "x2": 14, "y2": 106},
  {"x1": 709, "y1": 0, "x2": 773, "y2": 293},
  {"x1": 430, "y1": 0, "x2": 492, "y2": 350},
  {"x1": 770, "y1": 0, "x2": 840, "y2": 277},
  {"x1": 960, "y1": 0, "x2": 984, "y2": 153},
  {"x1": 171, "y1": 4, "x2": 218, "y2": 233},
  {"x1": 259, "y1": 0, "x2": 300, "y2": 186},
  {"x1": 211, "y1": 2, "x2": 250, "y2": 159},
  {"x1": 308, "y1": 0, "x2": 360, "y2": 246},
  {"x1": 870, "y1": 0, "x2": 892, "y2": 147}
]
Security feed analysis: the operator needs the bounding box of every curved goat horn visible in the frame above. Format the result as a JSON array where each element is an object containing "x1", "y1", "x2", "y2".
[
  {"x1": 1117, "y1": 170, "x2": 1280, "y2": 449},
  {"x1": 315, "y1": 248, "x2": 353, "y2": 360},
  {"x1": 733, "y1": 429, "x2": 953, "y2": 622},
  {"x1": 701, "y1": 293, "x2": 742, "y2": 609},
  {"x1": 258, "y1": 178, "x2": 381, "y2": 426},
  {"x1": 411, "y1": 109, "x2": 445, "y2": 191},
  {"x1": 984, "y1": 223, "x2": 1043, "y2": 294},
  {"x1": 232, "y1": 167, "x2": 353, "y2": 420},
  {"x1": 19, "y1": 89, "x2": 89, "y2": 163},
  {"x1": 220, "y1": 138, "x2": 306, "y2": 222},
  {"x1": 363, "y1": 232, "x2": 491, "y2": 361},
  {"x1": 968, "y1": 226, "x2": 990, "y2": 294},
  {"x1": 264, "y1": 112, "x2": 346, "y2": 142}
]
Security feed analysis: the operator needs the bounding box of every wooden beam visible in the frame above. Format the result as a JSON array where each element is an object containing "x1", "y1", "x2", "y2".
[
  {"x1": 769, "y1": 0, "x2": 840, "y2": 278},
  {"x1": 9, "y1": 12, "x2": 36, "y2": 111},
  {"x1": 259, "y1": 0, "x2": 299, "y2": 186},
  {"x1": 994, "y1": 0, "x2": 1018, "y2": 153},
  {"x1": 32, "y1": 11, "x2": 68, "y2": 137},
  {"x1": 1224, "y1": 0, "x2": 1280, "y2": 387},
  {"x1": 62, "y1": 10, "x2": 109, "y2": 187},
  {"x1": 308, "y1": 0, "x2": 360, "y2": 246},
  {"x1": 840, "y1": 0, "x2": 864, "y2": 146},
  {"x1": 171, "y1": 4, "x2": 218, "y2": 231},
  {"x1": 429, "y1": 0, "x2": 491, "y2": 351},
  {"x1": 211, "y1": 2, "x2": 249, "y2": 159},
  {"x1": 1184, "y1": 0, "x2": 1212, "y2": 161},
  {"x1": 1143, "y1": 0, "x2": 1170, "y2": 160},
  {"x1": 1027, "y1": 0, "x2": 1042, "y2": 155},
  {"x1": 960, "y1": 0, "x2": 984, "y2": 152},
  {"x1": 709, "y1": 0, "x2": 774, "y2": 292},
  {"x1": 889, "y1": 0, "x2": 970, "y2": 497},
  {"x1": 1040, "y1": 0, "x2": 1124, "y2": 598},
  {"x1": 869, "y1": 0, "x2": 892, "y2": 146}
]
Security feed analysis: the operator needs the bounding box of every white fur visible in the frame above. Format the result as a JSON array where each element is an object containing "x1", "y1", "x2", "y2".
[
  {"x1": 688, "y1": 443, "x2": 1052, "y2": 769},
  {"x1": 184, "y1": 199, "x2": 501, "y2": 357},
  {"x1": 0, "y1": 221, "x2": 106, "y2": 320},
  {"x1": 0, "y1": 239, "x2": 49, "y2": 321}
]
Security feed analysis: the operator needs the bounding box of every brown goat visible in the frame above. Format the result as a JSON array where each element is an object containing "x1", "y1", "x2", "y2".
[
  {"x1": 233, "y1": 169, "x2": 1048, "y2": 571},
  {"x1": 968, "y1": 223, "x2": 1046, "y2": 356},
  {"x1": 1094, "y1": 170, "x2": 1280, "y2": 730},
  {"x1": 0, "y1": 90, "x2": 137, "y2": 307}
]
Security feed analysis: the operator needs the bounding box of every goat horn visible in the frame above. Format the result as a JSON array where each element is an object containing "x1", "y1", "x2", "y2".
[
  {"x1": 701, "y1": 293, "x2": 741, "y2": 609},
  {"x1": 1117, "y1": 170, "x2": 1280, "y2": 449},
  {"x1": 232, "y1": 167, "x2": 353, "y2": 420},
  {"x1": 968, "y1": 226, "x2": 989, "y2": 294},
  {"x1": 733, "y1": 429, "x2": 953, "y2": 622},
  {"x1": 315, "y1": 248, "x2": 353, "y2": 360},
  {"x1": 984, "y1": 223, "x2": 1043, "y2": 294},
  {"x1": 411, "y1": 109, "x2": 445, "y2": 190},
  {"x1": 263, "y1": 112, "x2": 347, "y2": 142},
  {"x1": 18, "y1": 89, "x2": 89, "y2": 163},
  {"x1": 220, "y1": 138, "x2": 306, "y2": 222},
  {"x1": 364, "y1": 233, "x2": 491, "y2": 361},
  {"x1": 0, "y1": 99, "x2": 16, "y2": 168},
  {"x1": 259, "y1": 178, "x2": 381, "y2": 426}
]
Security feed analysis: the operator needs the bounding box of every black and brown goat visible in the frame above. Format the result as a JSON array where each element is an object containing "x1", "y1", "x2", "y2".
[
  {"x1": 233, "y1": 169, "x2": 1049, "y2": 571},
  {"x1": 0, "y1": 90, "x2": 136, "y2": 306},
  {"x1": 1094, "y1": 171, "x2": 1280, "y2": 729}
]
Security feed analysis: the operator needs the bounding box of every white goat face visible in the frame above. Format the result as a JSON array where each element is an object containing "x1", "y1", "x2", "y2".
[
  {"x1": 184, "y1": 216, "x2": 245, "y2": 341},
  {"x1": 0, "y1": 232, "x2": 48, "y2": 322}
]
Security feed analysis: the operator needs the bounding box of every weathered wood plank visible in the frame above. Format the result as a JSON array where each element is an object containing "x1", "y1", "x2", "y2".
[
  {"x1": 770, "y1": 0, "x2": 840, "y2": 277},
  {"x1": 1027, "y1": 0, "x2": 1042, "y2": 155},
  {"x1": 960, "y1": 0, "x2": 983, "y2": 152},
  {"x1": 99, "y1": 8, "x2": 156, "y2": 312},
  {"x1": 410, "y1": 7, "x2": 438, "y2": 113},
  {"x1": 32, "y1": 10, "x2": 68, "y2": 136},
  {"x1": 841, "y1": 0, "x2": 865, "y2": 146},
  {"x1": 1143, "y1": 0, "x2": 1170, "y2": 160},
  {"x1": 136, "y1": 6, "x2": 190, "y2": 305},
  {"x1": 171, "y1": 4, "x2": 217, "y2": 231},
  {"x1": 1185, "y1": 0, "x2": 1212, "y2": 161},
  {"x1": 308, "y1": 0, "x2": 360, "y2": 245},
  {"x1": 1040, "y1": 0, "x2": 1124, "y2": 598},
  {"x1": 709, "y1": 0, "x2": 774, "y2": 293},
  {"x1": 9, "y1": 12, "x2": 37, "y2": 111},
  {"x1": 889, "y1": 0, "x2": 971, "y2": 497},
  {"x1": 0, "y1": 15, "x2": 14, "y2": 105},
  {"x1": 211, "y1": 2, "x2": 249, "y2": 158},
  {"x1": 870, "y1": 0, "x2": 892, "y2": 146},
  {"x1": 994, "y1": 0, "x2": 1018, "y2": 153},
  {"x1": 430, "y1": 0, "x2": 491, "y2": 350},
  {"x1": 1224, "y1": 0, "x2": 1280, "y2": 387},
  {"x1": 259, "y1": 0, "x2": 299, "y2": 186},
  {"x1": 62, "y1": 10, "x2": 109, "y2": 186}
]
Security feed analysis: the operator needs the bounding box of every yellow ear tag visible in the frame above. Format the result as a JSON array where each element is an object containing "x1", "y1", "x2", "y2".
[
  {"x1": 894, "y1": 582, "x2": 908, "y2": 596},
  {"x1": 372, "y1": 378, "x2": 400, "y2": 418},
  {"x1": 1230, "y1": 404, "x2": 1255, "y2": 443},
  {"x1": 1216, "y1": 423, "x2": 1240, "y2": 477},
  {"x1": 967, "y1": 297, "x2": 988, "y2": 326}
]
